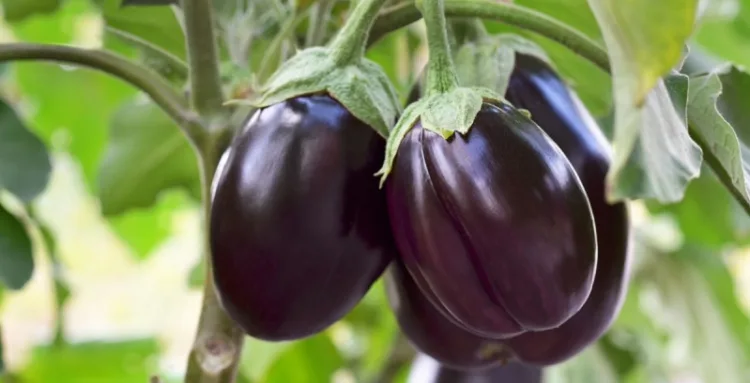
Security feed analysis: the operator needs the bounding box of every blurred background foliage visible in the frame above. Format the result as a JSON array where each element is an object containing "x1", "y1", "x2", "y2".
[{"x1": 1, "y1": 0, "x2": 750, "y2": 382}]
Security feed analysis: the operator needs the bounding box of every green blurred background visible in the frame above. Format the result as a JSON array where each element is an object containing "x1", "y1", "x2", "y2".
[{"x1": 2, "y1": 0, "x2": 750, "y2": 382}]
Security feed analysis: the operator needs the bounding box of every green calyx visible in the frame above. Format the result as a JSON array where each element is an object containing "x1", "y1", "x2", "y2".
[
  {"x1": 225, "y1": 0, "x2": 400, "y2": 138},
  {"x1": 375, "y1": 86, "x2": 505, "y2": 187}
]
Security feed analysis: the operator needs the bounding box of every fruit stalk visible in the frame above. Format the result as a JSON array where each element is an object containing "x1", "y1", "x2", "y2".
[
  {"x1": 419, "y1": 0, "x2": 460, "y2": 95},
  {"x1": 329, "y1": 0, "x2": 389, "y2": 65}
]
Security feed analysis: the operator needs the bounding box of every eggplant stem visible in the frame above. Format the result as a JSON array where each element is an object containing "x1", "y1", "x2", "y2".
[
  {"x1": 329, "y1": 0, "x2": 389, "y2": 65},
  {"x1": 420, "y1": 0, "x2": 461, "y2": 96}
]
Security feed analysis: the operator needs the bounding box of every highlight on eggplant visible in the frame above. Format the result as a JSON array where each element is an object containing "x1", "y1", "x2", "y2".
[{"x1": 209, "y1": 95, "x2": 395, "y2": 341}]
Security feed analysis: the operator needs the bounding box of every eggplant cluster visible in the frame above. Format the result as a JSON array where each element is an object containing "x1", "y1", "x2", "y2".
[
  {"x1": 208, "y1": 52, "x2": 630, "y2": 369},
  {"x1": 389, "y1": 53, "x2": 631, "y2": 368}
]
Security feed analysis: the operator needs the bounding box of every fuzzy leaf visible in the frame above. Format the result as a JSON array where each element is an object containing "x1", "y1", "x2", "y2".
[
  {"x1": 97, "y1": 100, "x2": 200, "y2": 216},
  {"x1": 606, "y1": 75, "x2": 702, "y2": 202},
  {"x1": 455, "y1": 39, "x2": 515, "y2": 96},
  {"x1": 421, "y1": 88, "x2": 484, "y2": 138},
  {"x1": 685, "y1": 66, "x2": 750, "y2": 213},
  {"x1": 0, "y1": 203, "x2": 33, "y2": 290},
  {"x1": 253, "y1": 48, "x2": 335, "y2": 106},
  {"x1": 0, "y1": 99, "x2": 52, "y2": 202}
]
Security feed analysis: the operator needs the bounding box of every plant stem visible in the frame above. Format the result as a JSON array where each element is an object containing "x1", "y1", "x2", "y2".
[
  {"x1": 369, "y1": 0, "x2": 611, "y2": 73},
  {"x1": 419, "y1": 0, "x2": 459, "y2": 96},
  {"x1": 184, "y1": 145, "x2": 245, "y2": 383},
  {"x1": 181, "y1": 1, "x2": 244, "y2": 382},
  {"x1": 182, "y1": 0, "x2": 225, "y2": 116},
  {"x1": 329, "y1": 0, "x2": 390, "y2": 65},
  {"x1": 0, "y1": 43, "x2": 198, "y2": 136}
]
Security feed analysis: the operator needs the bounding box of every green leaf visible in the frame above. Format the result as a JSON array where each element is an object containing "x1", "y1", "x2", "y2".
[
  {"x1": 97, "y1": 99, "x2": 200, "y2": 216},
  {"x1": 1, "y1": 0, "x2": 61, "y2": 22},
  {"x1": 649, "y1": 167, "x2": 750, "y2": 248},
  {"x1": 587, "y1": 0, "x2": 702, "y2": 202},
  {"x1": 93, "y1": 0, "x2": 186, "y2": 59},
  {"x1": 605, "y1": 74, "x2": 702, "y2": 202},
  {"x1": 0, "y1": 203, "x2": 33, "y2": 290},
  {"x1": 588, "y1": 0, "x2": 697, "y2": 104},
  {"x1": 17, "y1": 339, "x2": 160, "y2": 383},
  {"x1": 0, "y1": 98, "x2": 51, "y2": 202},
  {"x1": 263, "y1": 334, "x2": 344, "y2": 383},
  {"x1": 239, "y1": 337, "x2": 293, "y2": 382},
  {"x1": 109, "y1": 189, "x2": 193, "y2": 259}
]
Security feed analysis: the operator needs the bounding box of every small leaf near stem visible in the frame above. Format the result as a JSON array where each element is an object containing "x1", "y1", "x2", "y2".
[
  {"x1": 329, "y1": 0, "x2": 390, "y2": 65},
  {"x1": 419, "y1": 0, "x2": 459, "y2": 96}
]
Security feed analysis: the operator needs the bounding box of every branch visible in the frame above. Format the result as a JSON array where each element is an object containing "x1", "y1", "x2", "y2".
[
  {"x1": 369, "y1": 1, "x2": 611, "y2": 73},
  {"x1": 0, "y1": 43, "x2": 200, "y2": 138},
  {"x1": 184, "y1": 145, "x2": 245, "y2": 383},
  {"x1": 182, "y1": 0, "x2": 225, "y2": 116}
]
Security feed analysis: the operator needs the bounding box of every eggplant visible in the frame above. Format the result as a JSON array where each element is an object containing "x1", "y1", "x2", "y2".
[
  {"x1": 500, "y1": 53, "x2": 632, "y2": 365},
  {"x1": 406, "y1": 52, "x2": 631, "y2": 364},
  {"x1": 384, "y1": 260, "x2": 509, "y2": 370},
  {"x1": 407, "y1": 354, "x2": 543, "y2": 383},
  {"x1": 209, "y1": 95, "x2": 395, "y2": 341},
  {"x1": 385, "y1": 101, "x2": 597, "y2": 339}
]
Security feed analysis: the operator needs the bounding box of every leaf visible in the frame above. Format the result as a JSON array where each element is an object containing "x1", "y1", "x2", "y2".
[
  {"x1": 587, "y1": 0, "x2": 702, "y2": 202},
  {"x1": 17, "y1": 339, "x2": 160, "y2": 383},
  {"x1": 263, "y1": 334, "x2": 344, "y2": 383},
  {"x1": 1, "y1": 0, "x2": 60, "y2": 22},
  {"x1": 110, "y1": 189, "x2": 193, "y2": 259},
  {"x1": 97, "y1": 99, "x2": 200, "y2": 216},
  {"x1": 93, "y1": 0, "x2": 186, "y2": 59},
  {"x1": 649, "y1": 167, "x2": 750, "y2": 248},
  {"x1": 605, "y1": 74, "x2": 702, "y2": 202},
  {"x1": 239, "y1": 337, "x2": 293, "y2": 382},
  {"x1": 0, "y1": 203, "x2": 33, "y2": 290},
  {"x1": 0, "y1": 98, "x2": 52, "y2": 202}
]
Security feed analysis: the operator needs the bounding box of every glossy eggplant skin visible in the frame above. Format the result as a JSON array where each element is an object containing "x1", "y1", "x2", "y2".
[
  {"x1": 385, "y1": 102, "x2": 597, "y2": 339},
  {"x1": 501, "y1": 54, "x2": 632, "y2": 365},
  {"x1": 385, "y1": 260, "x2": 508, "y2": 370},
  {"x1": 408, "y1": 354, "x2": 543, "y2": 383},
  {"x1": 209, "y1": 95, "x2": 395, "y2": 341}
]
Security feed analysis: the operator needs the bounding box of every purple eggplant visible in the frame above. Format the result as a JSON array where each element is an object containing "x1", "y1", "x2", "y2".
[
  {"x1": 385, "y1": 260, "x2": 510, "y2": 370},
  {"x1": 385, "y1": 101, "x2": 597, "y2": 339},
  {"x1": 408, "y1": 354, "x2": 543, "y2": 383},
  {"x1": 500, "y1": 53, "x2": 632, "y2": 365},
  {"x1": 209, "y1": 95, "x2": 395, "y2": 341}
]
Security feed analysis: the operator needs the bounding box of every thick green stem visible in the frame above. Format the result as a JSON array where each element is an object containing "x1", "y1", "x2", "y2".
[
  {"x1": 369, "y1": 1, "x2": 611, "y2": 73},
  {"x1": 451, "y1": 18, "x2": 489, "y2": 44},
  {"x1": 329, "y1": 0, "x2": 389, "y2": 65},
  {"x1": 0, "y1": 43, "x2": 198, "y2": 136},
  {"x1": 419, "y1": 0, "x2": 460, "y2": 96},
  {"x1": 182, "y1": 0, "x2": 225, "y2": 116},
  {"x1": 184, "y1": 144, "x2": 244, "y2": 383}
]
